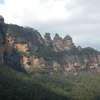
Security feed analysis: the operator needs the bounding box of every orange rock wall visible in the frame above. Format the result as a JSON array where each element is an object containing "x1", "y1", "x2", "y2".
[{"x1": 14, "y1": 44, "x2": 28, "y2": 52}]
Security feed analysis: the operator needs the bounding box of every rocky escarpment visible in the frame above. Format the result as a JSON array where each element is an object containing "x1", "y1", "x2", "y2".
[
  {"x1": 0, "y1": 15, "x2": 12, "y2": 63},
  {"x1": 0, "y1": 15, "x2": 6, "y2": 63},
  {"x1": 39, "y1": 47, "x2": 100, "y2": 75},
  {"x1": 1, "y1": 15, "x2": 100, "y2": 75},
  {"x1": 7, "y1": 25, "x2": 45, "y2": 52},
  {"x1": 6, "y1": 24, "x2": 46, "y2": 69},
  {"x1": 0, "y1": 16, "x2": 20, "y2": 66},
  {"x1": 54, "y1": 48, "x2": 100, "y2": 75}
]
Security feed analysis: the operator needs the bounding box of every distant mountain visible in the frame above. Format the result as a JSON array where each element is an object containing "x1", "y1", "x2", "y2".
[{"x1": 0, "y1": 15, "x2": 100, "y2": 75}]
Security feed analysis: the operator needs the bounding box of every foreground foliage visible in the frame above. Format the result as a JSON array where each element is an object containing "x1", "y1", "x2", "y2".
[
  {"x1": 0, "y1": 64, "x2": 70, "y2": 100},
  {"x1": 0, "y1": 64, "x2": 100, "y2": 100}
]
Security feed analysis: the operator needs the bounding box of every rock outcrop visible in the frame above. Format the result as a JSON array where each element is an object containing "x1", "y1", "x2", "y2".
[
  {"x1": 53, "y1": 33, "x2": 64, "y2": 52},
  {"x1": 44, "y1": 33, "x2": 53, "y2": 50},
  {"x1": 20, "y1": 55, "x2": 45, "y2": 69},
  {"x1": 53, "y1": 34, "x2": 76, "y2": 52},
  {"x1": 44, "y1": 33, "x2": 52, "y2": 46},
  {"x1": 77, "y1": 46, "x2": 82, "y2": 51},
  {"x1": 63, "y1": 35, "x2": 76, "y2": 51},
  {"x1": 0, "y1": 15, "x2": 4, "y2": 23}
]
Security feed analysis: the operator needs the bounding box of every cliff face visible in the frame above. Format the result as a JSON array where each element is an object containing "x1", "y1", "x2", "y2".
[
  {"x1": 0, "y1": 15, "x2": 12, "y2": 63},
  {"x1": 57, "y1": 49, "x2": 100, "y2": 75},
  {"x1": 6, "y1": 24, "x2": 46, "y2": 69},
  {"x1": 0, "y1": 18, "x2": 5, "y2": 63},
  {"x1": 1, "y1": 15, "x2": 100, "y2": 75}
]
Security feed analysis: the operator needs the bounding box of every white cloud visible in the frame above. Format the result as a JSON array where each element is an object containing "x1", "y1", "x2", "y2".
[{"x1": 0, "y1": 0, "x2": 100, "y2": 51}]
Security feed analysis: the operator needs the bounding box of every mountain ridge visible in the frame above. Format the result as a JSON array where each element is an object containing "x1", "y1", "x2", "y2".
[{"x1": 0, "y1": 15, "x2": 100, "y2": 75}]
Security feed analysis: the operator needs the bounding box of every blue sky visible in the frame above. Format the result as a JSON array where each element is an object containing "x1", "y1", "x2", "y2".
[
  {"x1": 0, "y1": 0, "x2": 4, "y2": 4},
  {"x1": 0, "y1": 0, "x2": 100, "y2": 51}
]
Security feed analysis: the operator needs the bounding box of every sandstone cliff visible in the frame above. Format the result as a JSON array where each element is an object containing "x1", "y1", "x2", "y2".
[
  {"x1": 0, "y1": 15, "x2": 12, "y2": 63},
  {"x1": 0, "y1": 15, "x2": 6, "y2": 63},
  {"x1": 0, "y1": 15, "x2": 100, "y2": 75},
  {"x1": 5, "y1": 24, "x2": 46, "y2": 69}
]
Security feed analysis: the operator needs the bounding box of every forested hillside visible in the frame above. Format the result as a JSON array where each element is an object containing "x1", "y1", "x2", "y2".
[
  {"x1": 0, "y1": 64, "x2": 70, "y2": 100},
  {"x1": 0, "y1": 64, "x2": 100, "y2": 100},
  {"x1": 1, "y1": 15, "x2": 100, "y2": 100}
]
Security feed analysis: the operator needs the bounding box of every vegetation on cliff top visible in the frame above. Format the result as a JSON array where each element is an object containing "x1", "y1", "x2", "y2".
[{"x1": 7, "y1": 24, "x2": 38, "y2": 37}]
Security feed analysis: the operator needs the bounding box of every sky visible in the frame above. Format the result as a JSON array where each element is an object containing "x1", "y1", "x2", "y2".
[{"x1": 0, "y1": 0, "x2": 100, "y2": 51}]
